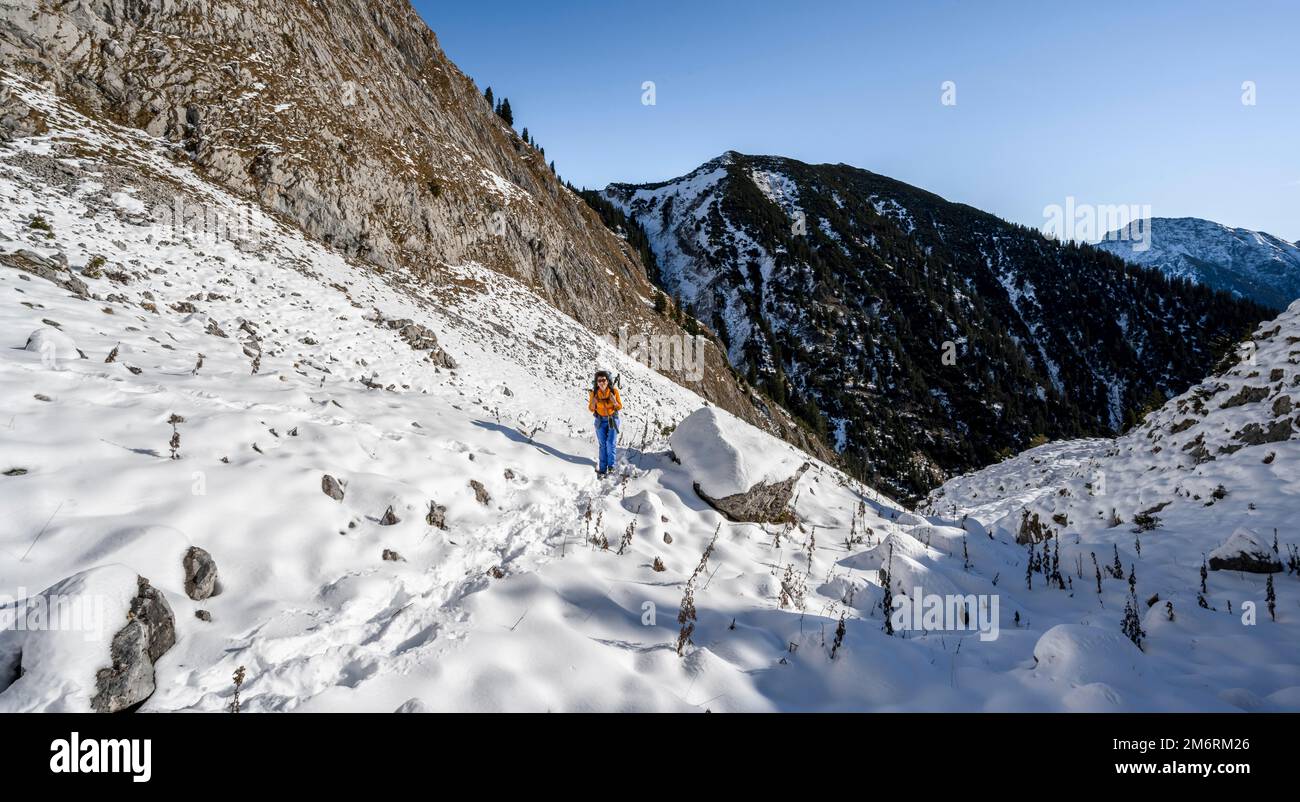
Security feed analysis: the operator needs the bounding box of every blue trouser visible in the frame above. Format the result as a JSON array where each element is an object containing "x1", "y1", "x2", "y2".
[{"x1": 595, "y1": 415, "x2": 618, "y2": 473}]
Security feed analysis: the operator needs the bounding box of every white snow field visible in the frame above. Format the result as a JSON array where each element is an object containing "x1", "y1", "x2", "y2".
[{"x1": 1, "y1": 78, "x2": 1297, "y2": 712}]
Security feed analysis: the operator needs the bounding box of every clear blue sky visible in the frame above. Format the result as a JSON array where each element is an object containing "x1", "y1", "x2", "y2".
[{"x1": 415, "y1": 0, "x2": 1300, "y2": 241}]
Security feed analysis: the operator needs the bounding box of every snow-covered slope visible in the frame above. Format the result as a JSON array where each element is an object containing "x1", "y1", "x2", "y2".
[
  {"x1": 1097, "y1": 217, "x2": 1300, "y2": 310},
  {"x1": 926, "y1": 303, "x2": 1300, "y2": 710},
  {"x1": 2, "y1": 82, "x2": 1296, "y2": 713},
  {"x1": 0, "y1": 78, "x2": 899, "y2": 712}
]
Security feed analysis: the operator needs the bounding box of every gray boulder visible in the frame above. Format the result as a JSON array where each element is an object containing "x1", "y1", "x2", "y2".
[
  {"x1": 90, "y1": 576, "x2": 176, "y2": 713},
  {"x1": 470, "y1": 480, "x2": 490, "y2": 505},
  {"x1": 183, "y1": 546, "x2": 218, "y2": 601},
  {"x1": 321, "y1": 473, "x2": 345, "y2": 500},
  {"x1": 693, "y1": 463, "x2": 809, "y2": 524}
]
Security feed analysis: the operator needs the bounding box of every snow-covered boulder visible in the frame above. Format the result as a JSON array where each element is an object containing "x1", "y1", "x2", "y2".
[
  {"x1": 1209, "y1": 527, "x2": 1282, "y2": 573},
  {"x1": 670, "y1": 407, "x2": 809, "y2": 522},
  {"x1": 394, "y1": 698, "x2": 430, "y2": 713},
  {"x1": 0, "y1": 565, "x2": 176, "y2": 713},
  {"x1": 23, "y1": 326, "x2": 79, "y2": 360},
  {"x1": 1032, "y1": 624, "x2": 1145, "y2": 687}
]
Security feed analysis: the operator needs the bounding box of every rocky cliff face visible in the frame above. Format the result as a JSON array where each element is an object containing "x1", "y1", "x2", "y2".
[{"x1": 0, "y1": 0, "x2": 825, "y2": 455}]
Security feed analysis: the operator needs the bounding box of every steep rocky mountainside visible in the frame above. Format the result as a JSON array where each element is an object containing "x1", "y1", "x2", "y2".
[
  {"x1": 1097, "y1": 217, "x2": 1300, "y2": 311},
  {"x1": 0, "y1": 0, "x2": 824, "y2": 455},
  {"x1": 604, "y1": 152, "x2": 1273, "y2": 500}
]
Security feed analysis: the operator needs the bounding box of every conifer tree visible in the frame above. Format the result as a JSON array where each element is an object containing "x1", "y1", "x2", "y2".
[
  {"x1": 1121, "y1": 563, "x2": 1145, "y2": 649},
  {"x1": 1121, "y1": 597, "x2": 1145, "y2": 650},
  {"x1": 881, "y1": 543, "x2": 895, "y2": 636}
]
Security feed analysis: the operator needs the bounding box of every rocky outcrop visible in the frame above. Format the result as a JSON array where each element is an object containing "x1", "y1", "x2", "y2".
[
  {"x1": 372, "y1": 312, "x2": 458, "y2": 368},
  {"x1": 0, "y1": 248, "x2": 89, "y2": 297},
  {"x1": 1221, "y1": 386, "x2": 1271, "y2": 408},
  {"x1": 90, "y1": 576, "x2": 176, "y2": 713},
  {"x1": 1233, "y1": 419, "x2": 1294, "y2": 446}
]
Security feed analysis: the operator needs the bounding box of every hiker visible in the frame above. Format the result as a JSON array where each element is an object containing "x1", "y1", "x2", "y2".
[{"x1": 588, "y1": 370, "x2": 622, "y2": 476}]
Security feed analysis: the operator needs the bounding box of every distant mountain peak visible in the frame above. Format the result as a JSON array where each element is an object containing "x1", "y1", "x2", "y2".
[{"x1": 1096, "y1": 217, "x2": 1300, "y2": 310}]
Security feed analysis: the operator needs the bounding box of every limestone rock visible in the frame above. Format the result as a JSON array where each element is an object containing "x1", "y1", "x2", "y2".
[
  {"x1": 321, "y1": 474, "x2": 345, "y2": 501},
  {"x1": 182, "y1": 546, "x2": 218, "y2": 601},
  {"x1": 91, "y1": 576, "x2": 176, "y2": 713}
]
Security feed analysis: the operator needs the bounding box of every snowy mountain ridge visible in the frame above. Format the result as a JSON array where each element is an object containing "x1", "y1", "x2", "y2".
[
  {"x1": 604, "y1": 152, "x2": 1272, "y2": 499},
  {"x1": 1097, "y1": 217, "x2": 1300, "y2": 310}
]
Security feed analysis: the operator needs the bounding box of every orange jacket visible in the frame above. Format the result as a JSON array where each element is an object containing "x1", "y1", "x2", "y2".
[{"x1": 588, "y1": 386, "x2": 622, "y2": 417}]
